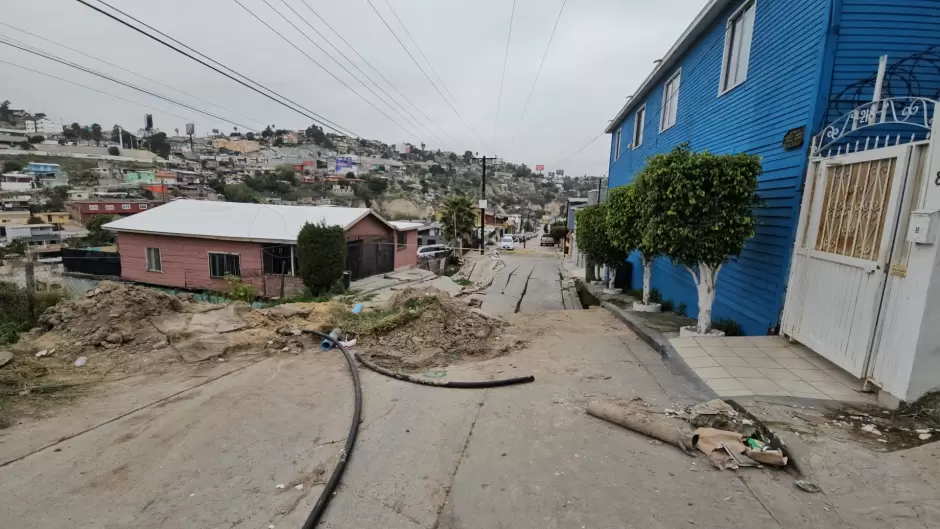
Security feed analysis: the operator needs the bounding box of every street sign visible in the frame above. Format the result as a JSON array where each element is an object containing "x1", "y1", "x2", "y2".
[
  {"x1": 536, "y1": 164, "x2": 544, "y2": 171},
  {"x1": 478, "y1": 199, "x2": 488, "y2": 209}
]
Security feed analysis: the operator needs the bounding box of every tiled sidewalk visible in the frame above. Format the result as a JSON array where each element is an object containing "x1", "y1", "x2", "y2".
[{"x1": 669, "y1": 336, "x2": 875, "y2": 402}]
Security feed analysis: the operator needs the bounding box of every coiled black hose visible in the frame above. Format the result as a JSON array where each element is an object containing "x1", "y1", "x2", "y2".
[
  {"x1": 300, "y1": 331, "x2": 362, "y2": 529},
  {"x1": 356, "y1": 352, "x2": 535, "y2": 388}
]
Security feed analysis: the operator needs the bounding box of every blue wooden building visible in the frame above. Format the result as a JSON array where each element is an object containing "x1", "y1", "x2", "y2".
[{"x1": 606, "y1": 0, "x2": 940, "y2": 335}]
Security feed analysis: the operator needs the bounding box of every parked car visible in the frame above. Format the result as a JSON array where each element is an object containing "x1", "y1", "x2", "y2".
[
  {"x1": 499, "y1": 235, "x2": 515, "y2": 250},
  {"x1": 417, "y1": 244, "x2": 450, "y2": 259},
  {"x1": 540, "y1": 235, "x2": 555, "y2": 246}
]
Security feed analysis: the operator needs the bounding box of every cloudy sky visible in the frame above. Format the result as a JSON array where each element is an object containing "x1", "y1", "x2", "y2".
[{"x1": 1, "y1": 0, "x2": 705, "y2": 175}]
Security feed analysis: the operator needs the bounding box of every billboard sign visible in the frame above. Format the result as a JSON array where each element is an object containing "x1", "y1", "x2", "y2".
[
  {"x1": 335, "y1": 157, "x2": 354, "y2": 172},
  {"x1": 556, "y1": 169, "x2": 564, "y2": 176},
  {"x1": 185, "y1": 123, "x2": 195, "y2": 135},
  {"x1": 535, "y1": 164, "x2": 545, "y2": 171}
]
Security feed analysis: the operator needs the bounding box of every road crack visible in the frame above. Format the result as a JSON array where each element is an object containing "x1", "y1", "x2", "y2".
[
  {"x1": 502, "y1": 266, "x2": 519, "y2": 294},
  {"x1": 513, "y1": 268, "x2": 535, "y2": 313},
  {"x1": 431, "y1": 390, "x2": 488, "y2": 529}
]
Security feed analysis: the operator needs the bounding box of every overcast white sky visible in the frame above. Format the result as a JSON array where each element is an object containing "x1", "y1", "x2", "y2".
[{"x1": 1, "y1": 0, "x2": 706, "y2": 175}]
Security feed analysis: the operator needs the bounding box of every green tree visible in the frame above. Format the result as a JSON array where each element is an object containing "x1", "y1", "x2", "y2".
[
  {"x1": 147, "y1": 132, "x2": 171, "y2": 158},
  {"x1": 463, "y1": 150, "x2": 473, "y2": 164},
  {"x1": 245, "y1": 132, "x2": 255, "y2": 140},
  {"x1": 86, "y1": 215, "x2": 116, "y2": 245},
  {"x1": 275, "y1": 165, "x2": 297, "y2": 185},
  {"x1": 223, "y1": 183, "x2": 260, "y2": 203},
  {"x1": 0, "y1": 100, "x2": 10, "y2": 122},
  {"x1": 262, "y1": 125, "x2": 273, "y2": 139},
  {"x1": 345, "y1": 171, "x2": 356, "y2": 179},
  {"x1": 91, "y1": 123, "x2": 103, "y2": 146},
  {"x1": 2, "y1": 239, "x2": 27, "y2": 257},
  {"x1": 108, "y1": 146, "x2": 120, "y2": 156},
  {"x1": 354, "y1": 183, "x2": 373, "y2": 207},
  {"x1": 439, "y1": 195, "x2": 476, "y2": 250},
  {"x1": 296, "y1": 222, "x2": 347, "y2": 295},
  {"x1": 28, "y1": 135, "x2": 43, "y2": 144},
  {"x1": 576, "y1": 203, "x2": 626, "y2": 289},
  {"x1": 607, "y1": 176, "x2": 661, "y2": 306},
  {"x1": 643, "y1": 144, "x2": 761, "y2": 333},
  {"x1": 2, "y1": 160, "x2": 22, "y2": 173}
]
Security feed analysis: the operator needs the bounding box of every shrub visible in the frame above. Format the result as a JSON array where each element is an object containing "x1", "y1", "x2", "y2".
[
  {"x1": 297, "y1": 222, "x2": 347, "y2": 295},
  {"x1": 576, "y1": 203, "x2": 626, "y2": 289},
  {"x1": 711, "y1": 318, "x2": 744, "y2": 337},
  {"x1": 0, "y1": 281, "x2": 69, "y2": 344},
  {"x1": 224, "y1": 275, "x2": 255, "y2": 302},
  {"x1": 108, "y1": 146, "x2": 120, "y2": 156}
]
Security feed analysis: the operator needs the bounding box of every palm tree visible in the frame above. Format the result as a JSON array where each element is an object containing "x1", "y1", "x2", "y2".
[{"x1": 439, "y1": 195, "x2": 477, "y2": 253}]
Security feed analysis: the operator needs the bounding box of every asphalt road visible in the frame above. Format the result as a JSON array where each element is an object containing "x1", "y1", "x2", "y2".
[{"x1": 475, "y1": 244, "x2": 568, "y2": 314}]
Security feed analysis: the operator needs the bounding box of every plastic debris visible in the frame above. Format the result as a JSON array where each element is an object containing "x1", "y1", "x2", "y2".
[
  {"x1": 294, "y1": 483, "x2": 304, "y2": 491},
  {"x1": 275, "y1": 484, "x2": 286, "y2": 490},
  {"x1": 919, "y1": 433, "x2": 932, "y2": 441},
  {"x1": 795, "y1": 480, "x2": 821, "y2": 493},
  {"x1": 339, "y1": 338, "x2": 357, "y2": 348},
  {"x1": 915, "y1": 428, "x2": 931, "y2": 434},
  {"x1": 352, "y1": 303, "x2": 363, "y2": 314},
  {"x1": 861, "y1": 424, "x2": 882, "y2": 436},
  {"x1": 35, "y1": 348, "x2": 54, "y2": 358},
  {"x1": 74, "y1": 356, "x2": 87, "y2": 367}
]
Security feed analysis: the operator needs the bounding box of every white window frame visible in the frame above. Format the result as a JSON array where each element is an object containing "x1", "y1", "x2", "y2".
[
  {"x1": 145, "y1": 247, "x2": 163, "y2": 272},
  {"x1": 208, "y1": 252, "x2": 241, "y2": 278},
  {"x1": 105, "y1": 204, "x2": 115, "y2": 211},
  {"x1": 719, "y1": 0, "x2": 756, "y2": 95},
  {"x1": 632, "y1": 104, "x2": 646, "y2": 149},
  {"x1": 88, "y1": 205, "x2": 99, "y2": 211},
  {"x1": 614, "y1": 127, "x2": 622, "y2": 161},
  {"x1": 140, "y1": 204, "x2": 149, "y2": 210},
  {"x1": 660, "y1": 70, "x2": 681, "y2": 132},
  {"x1": 121, "y1": 204, "x2": 131, "y2": 210}
]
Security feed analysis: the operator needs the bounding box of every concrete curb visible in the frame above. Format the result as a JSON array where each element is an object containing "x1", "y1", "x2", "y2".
[{"x1": 601, "y1": 301, "x2": 675, "y2": 358}]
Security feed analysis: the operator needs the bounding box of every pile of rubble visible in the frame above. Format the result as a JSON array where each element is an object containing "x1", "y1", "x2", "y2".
[{"x1": 350, "y1": 287, "x2": 525, "y2": 371}]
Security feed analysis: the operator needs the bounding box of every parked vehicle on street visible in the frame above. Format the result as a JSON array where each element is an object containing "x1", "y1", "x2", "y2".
[
  {"x1": 417, "y1": 244, "x2": 450, "y2": 259},
  {"x1": 499, "y1": 235, "x2": 515, "y2": 250},
  {"x1": 540, "y1": 235, "x2": 555, "y2": 246}
]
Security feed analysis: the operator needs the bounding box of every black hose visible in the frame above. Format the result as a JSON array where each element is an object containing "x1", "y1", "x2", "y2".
[
  {"x1": 356, "y1": 352, "x2": 535, "y2": 388},
  {"x1": 300, "y1": 331, "x2": 362, "y2": 529}
]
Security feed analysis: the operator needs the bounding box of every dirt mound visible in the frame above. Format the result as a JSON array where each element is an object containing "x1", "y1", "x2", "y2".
[{"x1": 347, "y1": 288, "x2": 524, "y2": 371}]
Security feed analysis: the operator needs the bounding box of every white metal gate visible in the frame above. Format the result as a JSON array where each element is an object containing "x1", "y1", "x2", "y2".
[
  {"x1": 782, "y1": 96, "x2": 938, "y2": 379},
  {"x1": 782, "y1": 144, "x2": 911, "y2": 376}
]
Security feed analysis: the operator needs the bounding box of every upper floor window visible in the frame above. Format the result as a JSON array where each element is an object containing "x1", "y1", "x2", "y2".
[
  {"x1": 632, "y1": 105, "x2": 646, "y2": 149},
  {"x1": 88, "y1": 205, "x2": 99, "y2": 211},
  {"x1": 660, "y1": 71, "x2": 681, "y2": 131},
  {"x1": 720, "y1": 1, "x2": 756, "y2": 94},
  {"x1": 105, "y1": 205, "x2": 115, "y2": 211},
  {"x1": 614, "y1": 127, "x2": 622, "y2": 161}
]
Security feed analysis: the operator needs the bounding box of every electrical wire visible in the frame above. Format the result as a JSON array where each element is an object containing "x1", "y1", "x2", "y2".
[
  {"x1": 233, "y1": 0, "x2": 419, "y2": 140},
  {"x1": 0, "y1": 58, "x2": 212, "y2": 128},
  {"x1": 273, "y1": 0, "x2": 443, "y2": 144},
  {"x1": 296, "y1": 0, "x2": 456, "y2": 144},
  {"x1": 511, "y1": 0, "x2": 569, "y2": 148},
  {"x1": 492, "y1": 0, "x2": 517, "y2": 146},
  {"x1": 74, "y1": 0, "x2": 359, "y2": 137},
  {"x1": 0, "y1": 36, "x2": 258, "y2": 132},
  {"x1": 0, "y1": 21, "x2": 268, "y2": 129},
  {"x1": 551, "y1": 132, "x2": 604, "y2": 168},
  {"x1": 364, "y1": 0, "x2": 489, "y2": 151}
]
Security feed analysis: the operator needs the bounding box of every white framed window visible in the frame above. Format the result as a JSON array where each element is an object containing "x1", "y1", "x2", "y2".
[
  {"x1": 105, "y1": 205, "x2": 114, "y2": 211},
  {"x1": 632, "y1": 105, "x2": 646, "y2": 149},
  {"x1": 614, "y1": 127, "x2": 622, "y2": 161},
  {"x1": 719, "y1": 1, "x2": 756, "y2": 94},
  {"x1": 208, "y1": 252, "x2": 241, "y2": 277},
  {"x1": 145, "y1": 247, "x2": 162, "y2": 272},
  {"x1": 88, "y1": 205, "x2": 99, "y2": 211},
  {"x1": 140, "y1": 204, "x2": 149, "y2": 210},
  {"x1": 660, "y1": 71, "x2": 681, "y2": 131},
  {"x1": 122, "y1": 204, "x2": 131, "y2": 210}
]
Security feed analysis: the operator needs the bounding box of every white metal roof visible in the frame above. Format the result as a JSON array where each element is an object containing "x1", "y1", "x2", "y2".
[
  {"x1": 103, "y1": 199, "x2": 388, "y2": 243},
  {"x1": 389, "y1": 221, "x2": 423, "y2": 231}
]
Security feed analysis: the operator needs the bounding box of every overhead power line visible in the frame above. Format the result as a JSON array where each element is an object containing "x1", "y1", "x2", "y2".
[
  {"x1": 492, "y1": 0, "x2": 517, "y2": 145},
  {"x1": 512, "y1": 0, "x2": 569, "y2": 147},
  {"x1": 273, "y1": 0, "x2": 444, "y2": 144},
  {"x1": 296, "y1": 0, "x2": 455, "y2": 145},
  {"x1": 74, "y1": 0, "x2": 359, "y2": 137},
  {"x1": 364, "y1": 0, "x2": 489, "y2": 150},
  {"x1": 235, "y1": 0, "x2": 420, "y2": 140},
  {"x1": 0, "y1": 21, "x2": 267, "y2": 129},
  {"x1": 0, "y1": 36, "x2": 258, "y2": 131},
  {"x1": 552, "y1": 132, "x2": 604, "y2": 168},
  {"x1": 0, "y1": 58, "x2": 213, "y2": 128}
]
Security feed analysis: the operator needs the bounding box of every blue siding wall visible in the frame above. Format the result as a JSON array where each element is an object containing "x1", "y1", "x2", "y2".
[
  {"x1": 823, "y1": 0, "x2": 940, "y2": 148},
  {"x1": 608, "y1": 0, "x2": 832, "y2": 335}
]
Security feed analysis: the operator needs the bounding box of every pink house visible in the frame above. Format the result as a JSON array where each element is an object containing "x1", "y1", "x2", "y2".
[{"x1": 104, "y1": 200, "x2": 415, "y2": 298}]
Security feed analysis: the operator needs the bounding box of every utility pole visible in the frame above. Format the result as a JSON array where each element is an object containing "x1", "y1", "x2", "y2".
[{"x1": 472, "y1": 155, "x2": 496, "y2": 255}]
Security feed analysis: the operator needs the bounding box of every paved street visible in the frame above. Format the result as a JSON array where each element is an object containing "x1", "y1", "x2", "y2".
[{"x1": 2, "y1": 250, "x2": 939, "y2": 528}]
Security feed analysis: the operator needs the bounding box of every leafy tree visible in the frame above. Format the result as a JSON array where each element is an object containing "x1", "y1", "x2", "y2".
[
  {"x1": 91, "y1": 123, "x2": 103, "y2": 146},
  {"x1": 463, "y1": 150, "x2": 473, "y2": 164},
  {"x1": 576, "y1": 203, "x2": 626, "y2": 289},
  {"x1": 607, "y1": 176, "x2": 660, "y2": 306},
  {"x1": 85, "y1": 215, "x2": 116, "y2": 245},
  {"x1": 28, "y1": 135, "x2": 43, "y2": 144},
  {"x1": 642, "y1": 144, "x2": 761, "y2": 333},
  {"x1": 354, "y1": 183, "x2": 373, "y2": 207},
  {"x1": 296, "y1": 222, "x2": 347, "y2": 295},
  {"x1": 108, "y1": 146, "x2": 120, "y2": 156},
  {"x1": 439, "y1": 195, "x2": 476, "y2": 250},
  {"x1": 448, "y1": 152, "x2": 457, "y2": 163},
  {"x1": 0, "y1": 100, "x2": 10, "y2": 122},
  {"x1": 261, "y1": 126, "x2": 273, "y2": 139},
  {"x1": 26, "y1": 216, "x2": 44, "y2": 225},
  {"x1": 345, "y1": 171, "x2": 356, "y2": 179},
  {"x1": 275, "y1": 165, "x2": 297, "y2": 185},
  {"x1": 2, "y1": 161, "x2": 22, "y2": 173},
  {"x1": 222, "y1": 183, "x2": 260, "y2": 203},
  {"x1": 429, "y1": 164, "x2": 446, "y2": 176},
  {"x1": 245, "y1": 132, "x2": 255, "y2": 140},
  {"x1": 147, "y1": 132, "x2": 171, "y2": 158},
  {"x1": 2, "y1": 239, "x2": 27, "y2": 257},
  {"x1": 550, "y1": 224, "x2": 569, "y2": 243},
  {"x1": 365, "y1": 177, "x2": 388, "y2": 195},
  {"x1": 513, "y1": 164, "x2": 533, "y2": 178}
]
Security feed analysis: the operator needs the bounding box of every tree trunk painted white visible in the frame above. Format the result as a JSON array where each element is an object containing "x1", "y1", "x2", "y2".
[
  {"x1": 685, "y1": 263, "x2": 723, "y2": 334},
  {"x1": 608, "y1": 267, "x2": 617, "y2": 290},
  {"x1": 642, "y1": 255, "x2": 652, "y2": 305}
]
